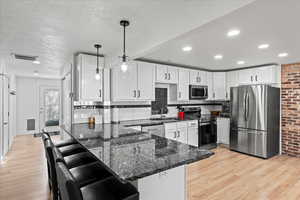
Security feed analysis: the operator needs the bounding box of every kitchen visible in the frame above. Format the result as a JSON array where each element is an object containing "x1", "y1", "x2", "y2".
[{"x1": 1, "y1": 0, "x2": 300, "y2": 200}]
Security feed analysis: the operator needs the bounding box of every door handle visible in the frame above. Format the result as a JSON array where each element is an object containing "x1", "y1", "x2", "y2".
[
  {"x1": 133, "y1": 90, "x2": 137, "y2": 98},
  {"x1": 137, "y1": 90, "x2": 141, "y2": 98}
]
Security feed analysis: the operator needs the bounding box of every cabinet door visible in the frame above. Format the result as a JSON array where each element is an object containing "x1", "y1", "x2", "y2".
[
  {"x1": 80, "y1": 54, "x2": 103, "y2": 101},
  {"x1": 167, "y1": 66, "x2": 178, "y2": 84},
  {"x1": 188, "y1": 127, "x2": 198, "y2": 147},
  {"x1": 190, "y1": 70, "x2": 207, "y2": 85},
  {"x1": 213, "y1": 72, "x2": 226, "y2": 100},
  {"x1": 137, "y1": 62, "x2": 155, "y2": 100},
  {"x1": 177, "y1": 126, "x2": 188, "y2": 144},
  {"x1": 156, "y1": 65, "x2": 168, "y2": 83},
  {"x1": 112, "y1": 62, "x2": 138, "y2": 101},
  {"x1": 226, "y1": 71, "x2": 238, "y2": 100},
  {"x1": 206, "y1": 72, "x2": 214, "y2": 100},
  {"x1": 255, "y1": 66, "x2": 275, "y2": 84},
  {"x1": 178, "y1": 68, "x2": 189, "y2": 101},
  {"x1": 238, "y1": 69, "x2": 254, "y2": 85},
  {"x1": 165, "y1": 122, "x2": 178, "y2": 141}
]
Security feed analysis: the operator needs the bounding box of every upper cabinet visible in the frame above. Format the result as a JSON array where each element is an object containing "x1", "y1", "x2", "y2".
[
  {"x1": 206, "y1": 72, "x2": 214, "y2": 100},
  {"x1": 226, "y1": 71, "x2": 239, "y2": 100},
  {"x1": 212, "y1": 72, "x2": 226, "y2": 100},
  {"x1": 189, "y1": 70, "x2": 207, "y2": 85},
  {"x1": 238, "y1": 65, "x2": 279, "y2": 85},
  {"x1": 76, "y1": 54, "x2": 103, "y2": 101},
  {"x1": 112, "y1": 61, "x2": 155, "y2": 101},
  {"x1": 156, "y1": 65, "x2": 178, "y2": 84},
  {"x1": 177, "y1": 68, "x2": 189, "y2": 101}
]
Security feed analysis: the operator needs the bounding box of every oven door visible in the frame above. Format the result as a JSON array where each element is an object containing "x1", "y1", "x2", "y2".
[{"x1": 189, "y1": 85, "x2": 208, "y2": 100}]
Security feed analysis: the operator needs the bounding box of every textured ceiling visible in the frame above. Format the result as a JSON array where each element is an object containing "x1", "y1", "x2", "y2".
[
  {"x1": 144, "y1": 0, "x2": 300, "y2": 70},
  {"x1": 0, "y1": 0, "x2": 257, "y2": 77}
]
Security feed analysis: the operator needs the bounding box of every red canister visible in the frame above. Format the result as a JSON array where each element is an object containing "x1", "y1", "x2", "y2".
[{"x1": 178, "y1": 112, "x2": 185, "y2": 120}]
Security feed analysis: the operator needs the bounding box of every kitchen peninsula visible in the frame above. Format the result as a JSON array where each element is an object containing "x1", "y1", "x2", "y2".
[{"x1": 60, "y1": 122, "x2": 214, "y2": 200}]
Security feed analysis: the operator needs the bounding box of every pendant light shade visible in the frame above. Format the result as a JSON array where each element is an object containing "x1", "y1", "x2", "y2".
[
  {"x1": 94, "y1": 44, "x2": 102, "y2": 80},
  {"x1": 120, "y1": 20, "x2": 130, "y2": 72}
]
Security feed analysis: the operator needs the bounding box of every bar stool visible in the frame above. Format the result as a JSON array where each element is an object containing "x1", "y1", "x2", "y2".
[
  {"x1": 56, "y1": 162, "x2": 139, "y2": 200},
  {"x1": 42, "y1": 131, "x2": 77, "y2": 147}
]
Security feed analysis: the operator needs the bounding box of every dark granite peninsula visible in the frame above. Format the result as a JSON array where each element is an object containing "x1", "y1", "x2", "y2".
[{"x1": 60, "y1": 123, "x2": 214, "y2": 200}]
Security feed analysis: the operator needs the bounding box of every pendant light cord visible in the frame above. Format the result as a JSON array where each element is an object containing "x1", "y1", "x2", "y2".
[
  {"x1": 96, "y1": 46, "x2": 99, "y2": 71},
  {"x1": 123, "y1": 24, "x2": 126, "y2": 62}
]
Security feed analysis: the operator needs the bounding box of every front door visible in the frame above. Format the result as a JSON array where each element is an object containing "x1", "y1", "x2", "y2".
[{"x1": 39, "y1": 86, "x2": 60, "y2": 133}]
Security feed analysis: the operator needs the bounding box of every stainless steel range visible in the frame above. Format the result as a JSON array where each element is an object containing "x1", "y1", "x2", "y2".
[{"x1": 179, "y1": 106, "x2": 217, "y2": 148}]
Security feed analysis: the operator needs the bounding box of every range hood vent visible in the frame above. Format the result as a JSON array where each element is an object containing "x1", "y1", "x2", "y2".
[{"x1": 13, "y1": 54, "x2": 37, "y2": 61}]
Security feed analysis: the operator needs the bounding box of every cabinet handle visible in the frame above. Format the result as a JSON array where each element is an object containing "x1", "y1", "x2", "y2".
[
  {"x1": 168, "y1": 73, "x2": 171, "y2": 80},
  {"x1": 174, "y1": 131, "x2": 177, "y2": 138},
  {"x1": 99, "y1": 89, "x2": 102, "y2": 98},
  {"x1": 225, "y1": 92, "x2": 228, "y2": 99},
  {"x1": 137, "y1": 90, "x2": 141, "y2": 98},
  {"x1": 251, "y1": 76, "x2": 253, "y2": 82},
  {"x1": 177, "y1": 131, "x2": 180, "y2": 138},
  {"x1": 133, "y1": 147, "x2": 137, "y2": 154},
  {"x1": 165, "y1": 73, "x2": 168, "y2": 80},
  {"x1": 179, "y1": 92, "x2": 181, "y2": 98},
  {"x1": 255, "y1": 75, "x2": 258, "y2": 82},
  {"x1": 133, "y1": 90, "x2": 136, "y2": 97},
  {"x1": 196, "y1": 77, "x2": 199, "y2": 82},
  {"x1": 199, "y1": 76, "x2": 201, "y2": 83}
]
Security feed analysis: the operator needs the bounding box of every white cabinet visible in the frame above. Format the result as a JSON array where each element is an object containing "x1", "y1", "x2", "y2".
[
  {"x1": 112, "y1": 62, "x2": 155, "y2": 101},
  {"x1": 76, "y1": 54, "x2": 103, "y2": 101},
  {"x1": 155, "y1": 65, "x2": 178, "y2": 84},
  {"x1": 226, "y1": 71, "x2": 239, "y2": 100},
  {"x1": 165, "y1": 122, "x2": 187, "y2": 144},
  {"x1": 137, "y1": 62, "x2": 155, "y2": 100},
  {"x1": 238, "y1": 65, "x2": 279, "y2": 85},
  {"x1": 206, "y1": 72, "x2": 214, "y2": 100},
  {"x1": 187, "y1": 120, "x2": 199, "y2": 147},
  {"x1": 138, "y1": 165, "x2": 185, "y2": 200},
  {"x1": 217, "y1": 117, "x2": 230, "y2": 145},
  {"x1": 212, "y1": 72, "x2": 226, "y2": 100},
  {"x1": 177, "y1": 68, "x2": 189, "y2": 101},
  {"x1": 189, "y1": 70, "x2": 207, "y2": 85}
]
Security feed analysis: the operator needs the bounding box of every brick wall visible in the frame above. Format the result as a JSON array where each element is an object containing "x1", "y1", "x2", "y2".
[{"x1": 281, "y1": 63, "x2": 300, "y2": 157}]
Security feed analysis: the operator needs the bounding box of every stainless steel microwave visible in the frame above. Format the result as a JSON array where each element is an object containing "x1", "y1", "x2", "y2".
[{"x1": 189, "y1": 85, "x2": 208, "y2": 100}]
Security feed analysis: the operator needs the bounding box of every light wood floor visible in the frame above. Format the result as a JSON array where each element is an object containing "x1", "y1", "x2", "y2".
[{"x1": 1, "y1": 135, "x2": 300, "y2": 200}]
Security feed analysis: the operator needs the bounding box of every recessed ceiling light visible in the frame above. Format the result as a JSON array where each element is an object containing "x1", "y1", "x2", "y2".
[
  {"x1": 214, "y1": 54, "x2": 223, "y2": 60},
  {"x1": 33, "y1": 60, "x2": 40, "y2": 64},
  {"x1": 182, "y1": 46, "x2": 192, "y2": 52},
  {"x1": 237, "y1": 61, "x2": 245, "y2": 65},
  {"x1": 33, "y1": 71, "x2": 39, "y2": 76},
  {"x1": 258, "y1": 44, "x2": 270, "y2": 49},
  {"x1": 278, "y1": 52, "x2": 288, "y2": 58},
  {"x1": 227, "y1": 29, "x2": 240, "y2": 37}
]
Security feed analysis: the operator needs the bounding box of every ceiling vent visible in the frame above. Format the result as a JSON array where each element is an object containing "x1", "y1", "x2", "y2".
[{"x1": 13, "y1": 53, "x2": 37, "y2": 61}]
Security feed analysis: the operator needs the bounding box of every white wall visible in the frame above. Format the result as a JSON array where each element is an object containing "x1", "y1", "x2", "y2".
[{"x1": 16, "y1": 77, "x2": 61, "y2": 135}]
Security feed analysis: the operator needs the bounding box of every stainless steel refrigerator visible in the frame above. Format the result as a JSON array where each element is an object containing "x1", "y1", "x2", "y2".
[{"x1": 230, "y1": 85, "x2": 280, "y2": 158}]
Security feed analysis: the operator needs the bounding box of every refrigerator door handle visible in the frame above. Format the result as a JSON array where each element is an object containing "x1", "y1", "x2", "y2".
[
  {"x1": 246, "y1": 93, "x2": 250, "y2": 120},
  {"x1": 244, "y1": 93, "x2": 247, "y2": 121}
]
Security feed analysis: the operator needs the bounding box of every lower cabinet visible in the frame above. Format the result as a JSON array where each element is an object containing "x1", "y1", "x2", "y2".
[
  {"x1": 165, "y1": 122, "x2": 188, "y2": 144},
  {"x1": 217, "y1": 117, "x2": 230, "y2": 145},
  {"x1": 138, "y1": 165, "x2": 186, "y2": 200}
]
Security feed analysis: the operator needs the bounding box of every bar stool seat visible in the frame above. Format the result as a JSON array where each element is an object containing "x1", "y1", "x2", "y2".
[
  {"x1": 63, "y1": 152, "x2": 97, "y2": 169},
  {"x1": 81, "y1": 177, "x2": 139, "y2": 200},
  {"x1": 54, "y1": 138, "x2": 77, "y2": 148},
  {"x1": 70, "y1": 162, "x2": 113, "y2": 187},
  {"x1": 58, "y1": 144, "x2": 86, "y2": 157}
]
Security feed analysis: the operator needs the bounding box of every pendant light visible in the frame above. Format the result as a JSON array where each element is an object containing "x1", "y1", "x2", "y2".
[
  {"x1": 120, "y1": 20, "x2": 130, "y2": 72},
  {"x1": 94, "y1": 44, "x2": 102, "y2": 80}
]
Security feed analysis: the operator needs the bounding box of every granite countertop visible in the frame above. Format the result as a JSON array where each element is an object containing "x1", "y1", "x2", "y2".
[{"x1": 61, "y1": 122, "x2": 214, "y2": 182}]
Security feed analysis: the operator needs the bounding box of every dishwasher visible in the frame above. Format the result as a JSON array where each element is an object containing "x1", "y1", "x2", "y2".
[{"x1": 142, "y1": 124, "x2": 165, "y2": 138}]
